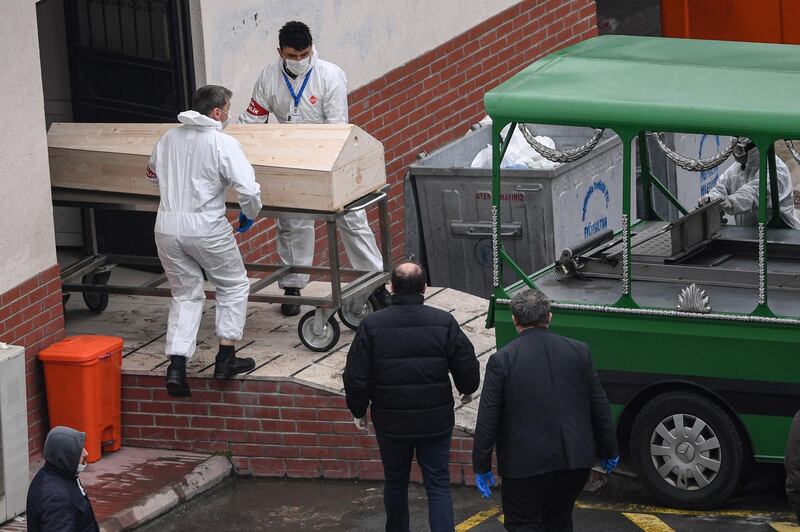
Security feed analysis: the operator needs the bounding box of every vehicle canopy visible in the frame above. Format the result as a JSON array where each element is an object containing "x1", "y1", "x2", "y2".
[
  {"x1": 484, "y1": 35, "x2": 800, "y2": 317},
  {"x1": 484, "y1": 35, "x2": 800, "y2": 140}
]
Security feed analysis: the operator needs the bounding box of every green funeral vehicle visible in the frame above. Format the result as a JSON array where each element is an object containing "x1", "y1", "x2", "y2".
[{"x1": 485, "y1": 35, "x2": 800, "y2": 509}]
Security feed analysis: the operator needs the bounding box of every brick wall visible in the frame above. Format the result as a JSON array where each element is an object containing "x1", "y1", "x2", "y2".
[
  {"x1": 121, "y1": 376, "x2": 489, "y2": 484},
  {"x1": 0, "y1": 265, "x2": 65, "y2": 460},
  {"x1": 235, "y1": 0, "x2": 598, "y2": 269}
]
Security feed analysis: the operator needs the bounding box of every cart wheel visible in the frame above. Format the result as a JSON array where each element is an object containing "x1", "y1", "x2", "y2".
[
  {"x1": 82, "y1": 272, "x2": 110, "y2": 314},
  {"x1": 338, "y1": 295, "x2": 379, "y2": 330},
  {"x1": 298, "y1": 311, "x2": 341, "y2": 352}
]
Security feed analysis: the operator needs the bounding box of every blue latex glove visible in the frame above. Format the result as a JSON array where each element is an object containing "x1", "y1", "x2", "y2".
[
  {"x1": 475, "y1": 471, "x2": 495, "y2": 498},
  {"x1": 600, "y1": 456, "x2": 620, "y2": 474},
  {"x1": 237, "y1": 212, "x2": 254, "y2": 233}
]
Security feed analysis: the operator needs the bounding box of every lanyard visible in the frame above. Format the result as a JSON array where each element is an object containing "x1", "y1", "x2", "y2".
[{"x1": 282, "y1": 68, "x2": 313, "y2": 108}]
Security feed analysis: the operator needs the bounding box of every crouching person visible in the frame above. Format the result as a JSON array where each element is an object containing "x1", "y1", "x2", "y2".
[{"x1": 26, "y1": 426, "x2": 99, "y2": 532}]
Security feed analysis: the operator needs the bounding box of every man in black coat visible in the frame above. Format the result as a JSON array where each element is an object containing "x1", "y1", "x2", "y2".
[
  {"x1": 472, "y1": 289, "x2": 619, "y2": 531},
  {"x1": 785, "y1": 410, "x2": 800, "y2": 523},
  {"x1": 344, "y1": 262, "x2": 480, "y2": 532},
  {"x1": 26, "y1": 425, "x2": 99, "y2": 532}
]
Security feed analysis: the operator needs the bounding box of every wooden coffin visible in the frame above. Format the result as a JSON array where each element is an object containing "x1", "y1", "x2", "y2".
[{"x1": 47, "y1": 123, "x2": 387, "y2": 212}]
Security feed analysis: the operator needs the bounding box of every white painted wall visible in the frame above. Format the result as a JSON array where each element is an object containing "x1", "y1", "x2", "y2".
[
  {"x1": 0, "y1": 0, "x2": 57, "y2": 293},
  {"x1": 193, "y1": 0, "x2": 520, "y2": 117}
]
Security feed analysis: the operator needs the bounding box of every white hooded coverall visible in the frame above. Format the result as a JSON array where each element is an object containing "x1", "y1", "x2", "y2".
[
  {"x1": 238, "y1": 48, "x2": 383, "y2": 289},
  {"x1": 708, "y1": 148, "x2": 800, "y2": 229},
  {"x1": 147, "y1": 111, "x2": 262, "y2": 359}
]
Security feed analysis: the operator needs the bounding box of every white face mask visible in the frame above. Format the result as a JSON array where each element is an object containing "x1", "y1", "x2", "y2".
[
  {"x1": 77, "y1": 462, "x2": 87, "y2": 474},
  {"x1": 285, "y1": 56, "x2": 310, "y2": 76}
]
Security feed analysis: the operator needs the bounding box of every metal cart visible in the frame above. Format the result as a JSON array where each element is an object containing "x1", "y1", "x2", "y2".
[{"x1": 53, "y1": 185, "x2": 391, "y2": 352}]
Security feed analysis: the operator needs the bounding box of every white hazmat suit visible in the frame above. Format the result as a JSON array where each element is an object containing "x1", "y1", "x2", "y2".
[
  {"x1": 707, "y1": 148, "x2": 800, "y2": 229},
  {"x1": 147, "y1": 111, "x2": 262, "y2": 359},
  {"x1": 238, "y1": 48, "x2": 383, "y2": 289}
]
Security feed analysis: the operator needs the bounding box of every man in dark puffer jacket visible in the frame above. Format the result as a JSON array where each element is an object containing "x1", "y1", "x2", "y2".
[
  {"x1": 344, "y1": 262, "x2": 480, "y2": 532},
  {"x1": 26, "y1": 426, "x2": 99, "y2": 532}
]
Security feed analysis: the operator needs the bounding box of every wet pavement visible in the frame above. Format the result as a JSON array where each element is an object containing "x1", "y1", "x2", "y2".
[{"x1": 139, "y1": 464, "x2": 798, "y2": 531}]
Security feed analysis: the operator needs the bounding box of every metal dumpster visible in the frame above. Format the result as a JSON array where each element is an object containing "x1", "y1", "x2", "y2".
[{"x1": 407, "y1": 124, "x2": 626, "y2": 298}]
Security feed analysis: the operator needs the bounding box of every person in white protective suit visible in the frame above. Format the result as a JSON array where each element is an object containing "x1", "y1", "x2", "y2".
[
  {"x1": 699, "y1": 139, "x2": 800, "y2": 229},
  {"x1": 239, "y1": 20, "x2": 389, "y2": 317},
  {"x1": 147, "y1": 85, "x2": 263, "y2": 398}
]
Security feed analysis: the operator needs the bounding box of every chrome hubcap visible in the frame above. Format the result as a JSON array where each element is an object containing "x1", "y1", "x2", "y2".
[{"x1": 649, "y1": 413, "x2": 721, "y2": 490}]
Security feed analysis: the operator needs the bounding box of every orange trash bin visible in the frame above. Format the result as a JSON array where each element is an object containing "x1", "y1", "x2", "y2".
[{"x1": 39, "y1": 335, "x2": 123, "y2": 463}]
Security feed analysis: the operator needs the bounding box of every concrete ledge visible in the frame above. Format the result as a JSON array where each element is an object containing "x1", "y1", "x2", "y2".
[{"x1": 99, "y1": 455, "x2": 232, "y2": 532}]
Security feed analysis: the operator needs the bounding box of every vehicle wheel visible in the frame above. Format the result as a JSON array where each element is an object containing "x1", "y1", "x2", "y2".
[
  {"x1": 337, "y1": 295, "x2": 379, "y2": 330},
  {"x1": 630, "y1": 391, "x2": 744, "y2": 509},
  {"x1": 82, "y1": 272, "x2": 110, "y2": 313},
  {"x1": 298, "y1": 311, "x2": 341, "y2": 352}
]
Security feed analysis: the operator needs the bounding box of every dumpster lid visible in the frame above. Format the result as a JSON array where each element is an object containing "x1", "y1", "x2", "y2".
[
  {"x1": 485, "y1": 35, "x2": 800, "y2": 140},
  {"x1": 39, "y1": 335, "x2": 123, "y2": 363}
]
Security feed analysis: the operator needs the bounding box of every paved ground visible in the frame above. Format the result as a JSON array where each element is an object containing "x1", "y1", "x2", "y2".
[{"x1": 138, "y1": 466, "x2": 799, "y2": 531}]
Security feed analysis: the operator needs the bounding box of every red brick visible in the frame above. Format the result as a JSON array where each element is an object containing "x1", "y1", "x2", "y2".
[
  {"x1": 121, "y1": 400, "x2": 140, "y2": 412},
  {"x1": 337, "y1": 447, "x2": 372, "y2": 460},
  {"x1": 282, "y1": 433, "x2": 318, "y2": 446},
  {"x1": 225, "y1": 418, "x2": 261, "y2": 431},
  {"x1": 222, "y1": 391, "x2": 261, "y2": 405},
  {"x1": 246, "y1": 431, "x2": 282, "y2": 445},
  {"x1": 139, "y1": 401, "x2": 174, "y2": 414},
  {"x1": 249, "y1": 458, "x2": 286, "y2": 476},
  {"x1": 300, "y1": 447, "x2": 337, "y2": 459},
  {"x1": 174, "y1": 403, "x2": 210, "y2": 416},
  {"x1": 261, "y1": 419, "x2": 297, "y2": 432},
  {"x1": 285, "y1": 459, "x2": 321, "y2": 476},
  {"x1": 123, "y1": 387, "x2": 152, "y2": 401},
  {"x1": 140, "y1": 426, "x2": 176, "y2": 440},
  {"x1": 279, "y1": 407, "x2": 317, "y2": 421},
  {"x1": 257, "y1": 393, "x2": 294, "y2": 407},
  {"x1": 209, "y1": 404, "x2": 244, "y2": 417},
  {"x1": 228, "y1": 440, "x2": 265, "y2": 457},
  {"x1": 263, "y1": 445, "x2": 300, "y2": 459},
  {"x1": 175, "y1": 428, "x2": 212, "y2": 441},
  {"x1": 243, "y1": 380, "x2": 278, "y2": 393},
  {"x1": 154, "y1": 414, "x2": 189, "y2": 428},
  {"x1": 122, "y1": 413, "x2": 154, "y2": 426},
  {"x1": 190, "y1": 416, "x2": 226, "y2": 429},
  {"x1": 319, "y1": 434, "x2": 354, "y2": 447}
]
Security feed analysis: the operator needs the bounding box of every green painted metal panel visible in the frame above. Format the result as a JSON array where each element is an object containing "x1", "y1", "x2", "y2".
[{"x1": 740, "y1": 414, "x2": 792, "y2": 460}]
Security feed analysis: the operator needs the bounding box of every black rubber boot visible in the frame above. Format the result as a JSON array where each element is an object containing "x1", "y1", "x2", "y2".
[
  {"x1": 165, "y1": 355, "x2": 191, "y2": 397},
  {"x1": 213, "y1": 345, "x2": 256, "y2": 379},
  {"x1": 281, "y1": 287, "x2": 301, "y2": 317},
  {"x1": 373, "y1": 285, "x2": 391, "y2": 308}
]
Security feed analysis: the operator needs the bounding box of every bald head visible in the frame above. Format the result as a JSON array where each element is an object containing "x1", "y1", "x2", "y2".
[{"x1": 391, "y1": 262, "x2": 426, "y2": 295}]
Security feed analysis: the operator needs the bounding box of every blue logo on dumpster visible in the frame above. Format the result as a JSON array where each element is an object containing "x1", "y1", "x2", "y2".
[
  {"x1": 699, "y1": 135, "x2": 721, "y2": 196},
  {"x1": 582, "y1": 180, "x2": 610, "y2": 238}
]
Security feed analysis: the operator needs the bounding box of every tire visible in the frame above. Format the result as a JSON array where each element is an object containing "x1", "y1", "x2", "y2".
[
  {"x1": 630, "y1": 391, "x2": 744, "y2": 509},
  {"x1": 298, "y1": 311, "x2": 341, "y2": 352},
  {"x1": 82, "y1": 272, "x2": 110, "y2": 313},
  {"x1": 337, "y1": 295, "x2": 379, "y2": 330}
]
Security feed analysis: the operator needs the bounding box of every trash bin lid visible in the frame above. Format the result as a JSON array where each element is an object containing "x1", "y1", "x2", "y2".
[{"x1": 39, "y1": 335, "x2": 123, "y2": 363}]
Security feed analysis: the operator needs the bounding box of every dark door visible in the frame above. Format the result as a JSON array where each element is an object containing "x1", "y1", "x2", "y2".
[
  {"x1": 64, "y1": 0, "x2": 194, "y2": 122},
  {"x1": 63, "y1": 0, "x2": 194, "y2": 259}
]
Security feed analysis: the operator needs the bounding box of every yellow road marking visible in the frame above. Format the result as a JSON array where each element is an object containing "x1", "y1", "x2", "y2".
[
  {"x1": 575, "y1": 500, "x2": 794, "y2": 522},
  {"x1": 623, "y1": 512, "x2": 675, "y2": 531},
  {"x1": 771, "y1": 522, "x2": 800, "y2": 531},
  {"x1": 455, "y1": 506, "x2": 501, "y2": 531}
]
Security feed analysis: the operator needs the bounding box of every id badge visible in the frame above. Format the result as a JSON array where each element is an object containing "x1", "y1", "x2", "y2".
[{"x1": 287, "y1": 106, "x2": 302, "y2": 123}]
